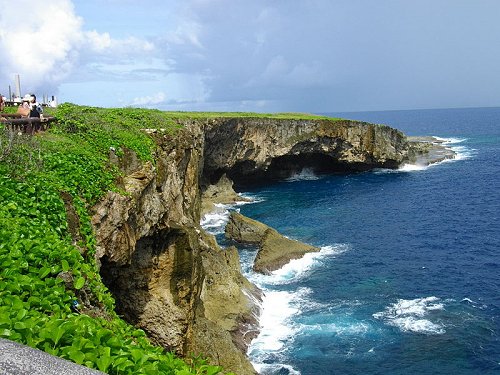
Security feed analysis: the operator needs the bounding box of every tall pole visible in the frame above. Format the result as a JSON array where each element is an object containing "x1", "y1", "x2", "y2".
[{"x1": 15, "y1": 74, "x2": 21, "y2": 98}]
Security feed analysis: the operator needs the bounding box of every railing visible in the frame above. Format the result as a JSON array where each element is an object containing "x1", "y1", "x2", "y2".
[{"x1": 0, "y1": 114, "x2": 56, "y2": 134}]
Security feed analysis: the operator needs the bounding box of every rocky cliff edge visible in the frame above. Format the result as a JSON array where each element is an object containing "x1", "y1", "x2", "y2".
[{"x1": 90, "y1": 116, "x2": 425, "y2": 374}]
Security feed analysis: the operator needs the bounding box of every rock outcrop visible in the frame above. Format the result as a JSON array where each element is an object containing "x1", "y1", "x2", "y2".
[
  {"x1": 203, "y1": 118, "x2": 412, "y2": 185},
  {"x1": 201, "y1": 174, "x2": 251, "y2": 215},
  {"x1": 407, "y1": 136, "x2": 456, "y2": 166},
  {"x1": 254, "y1": 229, "x2": 320, "y2": 274},
  {"x1": 225, "y1": 212, "x2": 270, "y2": 244},
  {"x1": 90, "y1": 116, "x2": 433, "y2": 374},
  {"x1": 225, "y1": 212, "x2": 320, "y2": 274}
]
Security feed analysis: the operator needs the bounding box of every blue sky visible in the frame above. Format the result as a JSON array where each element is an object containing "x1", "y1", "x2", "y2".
[{"x1": 1, "y1": 0, "x2": 499, "y2": 112}]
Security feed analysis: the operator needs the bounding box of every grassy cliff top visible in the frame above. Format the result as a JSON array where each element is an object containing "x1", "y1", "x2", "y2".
[
  {"x1": 158, "y1": 110, "x2": 337, "y2": 120},
  {"x1": 42, "y1": 104, "x2": 339, "y2": 124}
]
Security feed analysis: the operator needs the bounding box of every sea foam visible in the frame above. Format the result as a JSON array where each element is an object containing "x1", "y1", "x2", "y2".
[
  {"x1": 286, "y1": 168, "x2": 320, "y2": 182},
  {"x1": 381, "y1": 136, "x2": 474, "y2": 173},
  {"x1": 434, "y1": 136, "x2": 476, "y2": 161},
  {"x1": 300, "y1": 320, "x2": 371, "y2": 336},
  {"x1": 252, "y1": 363, "x2": 301, "y2": 375},
  {"x1": 200, "y1": 203, "x2": 232, "y2": 235},
  {"x1": 200, "y1": 194, "x2": 264, "y2": 235},
  {"x1": 248, "y1": 289, "x2": 301, "y2": 352},
  {"x1": 373, "y1": 296, "x2": 446, "y2": 334},
  {"x1": 248, "y1": 287, "x2": 310, "y2": 375},
  {"x1": 248, "y1": 245, "x2": 350, "y2": 370},
  {"x1": 248, "y1": 244, "x2": 350, "y2": 286}
]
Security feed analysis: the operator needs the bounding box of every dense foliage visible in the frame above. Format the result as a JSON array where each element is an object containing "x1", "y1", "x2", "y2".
[{"x1": 0, "y1": 104, "x2": 225, "y2": 374}]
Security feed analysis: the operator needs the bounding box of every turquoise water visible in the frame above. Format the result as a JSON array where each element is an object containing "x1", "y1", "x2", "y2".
[{"x1": 202, "y1": 107, "x2": 500, "y2": 374}]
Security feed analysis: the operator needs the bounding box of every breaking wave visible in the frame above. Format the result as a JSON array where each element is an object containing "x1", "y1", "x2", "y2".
[
  {"x1": 373, "y1": 296, "x2": 446, "y2": 334},
  {"x1": 286, "y1": 168, "x2": 320, "y2": 182},
  {"x1": 376, "y1": 136, "x2": 475, "y2": 174}
]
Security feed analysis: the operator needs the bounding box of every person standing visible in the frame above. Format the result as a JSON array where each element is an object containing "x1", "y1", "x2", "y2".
[
  {"x1": 0, "y1": 94, "x2": 5, "y2": 120},
  {"x1": 18, "y1": 95, "x2": 31, "y2": 118},
  {"x1": 28, "y1": 94, "x2": 43, "y2": 118}
]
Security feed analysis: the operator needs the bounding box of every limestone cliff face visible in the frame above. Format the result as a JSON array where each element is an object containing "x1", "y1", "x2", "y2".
[
  {"x1": 92, "y1": 123, "x2": 259, "y2": 375},
  {"x1": 203, "y1": 118, "x2": 410, "y2": 184},
  {"x1": 90, "y1": 116, "x2": 416, "y2": 375}
]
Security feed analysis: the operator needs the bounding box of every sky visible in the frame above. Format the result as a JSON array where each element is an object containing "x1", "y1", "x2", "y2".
[{"x1": 1, "y1": 0, "x2": 500, "y2": 113}]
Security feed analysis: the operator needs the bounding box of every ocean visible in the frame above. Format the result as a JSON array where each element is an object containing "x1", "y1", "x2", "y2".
[{"x1": 201, "y1": 107, "x2": 500, "y2": 375}]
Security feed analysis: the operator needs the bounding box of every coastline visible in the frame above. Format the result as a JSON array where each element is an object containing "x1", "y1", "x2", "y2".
[
  {"x1": 407, "y1": 136, "x2": 457, "y2": 166},
  {"x1": 199, "y1": 137, "x2": 460, "y2": 373}
]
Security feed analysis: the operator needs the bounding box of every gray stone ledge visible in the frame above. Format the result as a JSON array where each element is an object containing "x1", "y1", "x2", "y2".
[{"x1": 0, "y1": 339, "x2": 105, "y2": 375}]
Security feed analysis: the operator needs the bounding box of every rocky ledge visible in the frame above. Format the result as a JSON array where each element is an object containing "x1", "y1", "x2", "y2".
[
  {"x1": 202, "y1": 118, "x2": 413, "y2": 186},
  {"x1": 201, "y1": 174, "x2": 251, "y2": 215},
  {"x1": 407, "y1": 136, "x2": 456, "y2": 166}
]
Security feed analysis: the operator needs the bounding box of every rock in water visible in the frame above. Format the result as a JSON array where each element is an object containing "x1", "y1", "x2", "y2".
[
  {"x1": 201, "y1": 174, "x2": 250, "y2": 215},
  {"x1": 407, "y1": 136, "x2": 456, "y2": 165},
  {"x1": 254, "y1": 229, "x2": 320, "y2": 274},
  {"x1": 225, "y1": 211, "x2": 270, "y2": 243},
  {"x1": 225, "y1": 211, "x2": 319, "y2": 274}
]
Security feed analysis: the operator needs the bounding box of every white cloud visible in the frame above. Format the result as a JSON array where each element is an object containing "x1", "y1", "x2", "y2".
[
  {"x1": 131, "y1": 91, "x2": 166, "y2": 106},
  {"x1": 165, "y1": 21, "x2": 204, "y2": 48},
  {"x1": 0, "y1": 0, "x2": 83, "y2": 93},
  {"x1": 84, "y1": 31, "x2": 155, "y2": 54},
  {"x1": 84, "y1": 30, "x2": 112, "y2": 51},
  {"x1": 0, "y1": 0, "x2": 157, "y2": 97}
]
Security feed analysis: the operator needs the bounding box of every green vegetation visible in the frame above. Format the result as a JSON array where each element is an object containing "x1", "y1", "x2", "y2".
[
  {"x1": 159, "y1": 110, "x2": 336, "y2": 121},
  {"x1": 0, "y1": 103, "x2": 226, "y2": 374}
]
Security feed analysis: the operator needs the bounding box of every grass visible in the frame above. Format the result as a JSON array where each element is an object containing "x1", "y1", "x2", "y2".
[{"x1": 158, "y1": 110, "x2": 338, "y2": 120}]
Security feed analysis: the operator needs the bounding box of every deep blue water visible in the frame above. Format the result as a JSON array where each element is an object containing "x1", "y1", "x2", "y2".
[{"x1": 202, "y1": 107, "x2": 500, "y2": 374}]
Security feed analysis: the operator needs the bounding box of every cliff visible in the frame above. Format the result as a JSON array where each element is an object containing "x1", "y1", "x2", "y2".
[
  {"x1": 92, "y1": 123, "x2": 259, "y2": 375},
  {"x1": 203, "y1": 118, "x2": 410, "y2": 186},
  {"x1": 90, "y1": 116, "x2": 419, "y2": 374}
]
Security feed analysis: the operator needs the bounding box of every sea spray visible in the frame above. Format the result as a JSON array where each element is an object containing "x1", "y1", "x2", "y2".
[
  {"x1": 286, "y1": 168, "x2": 321, "y2": 182},
  {"x1": 373, "y1": 296, "x2": 446, "y2": 335},
  {"x1": 396, "y1": 137, "x2": 475, "y2": 172}
]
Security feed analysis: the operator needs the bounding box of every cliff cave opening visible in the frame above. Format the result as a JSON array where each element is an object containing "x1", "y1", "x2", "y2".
[{"x1": 219, "y1": 153, "x2": 372, "y2": 188}]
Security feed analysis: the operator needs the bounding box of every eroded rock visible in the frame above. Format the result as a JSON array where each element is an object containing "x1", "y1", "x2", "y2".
[
  {"x1": 225, "y1": 211, "x2": 269, "y2": 244},
  {"x1": 407, "y1": 136, "x2": 456, "y2": 166},
  {"x1": 90, "y1": 116, "x2": 433, "y2": 374},
  {"x1": 254, "y1": 229, "x2": 320, "y2": 274},
  {"x1": 201, "y1": 174, "x2": 250, "y2": 215},
  {"x1": 203, "y1": 118, "x2": 412, "y2": 185},
  {"x1": 92, "y1": 125, "x2": 260, "y2": 375},
  {"x1": 225, "y1": 211, "x2": 319, "y2": 274}
]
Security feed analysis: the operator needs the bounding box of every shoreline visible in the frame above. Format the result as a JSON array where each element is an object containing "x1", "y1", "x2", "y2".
[
  {"x1": 199, "y1": 135, "x2": 461, "y2": 373},
  {"x1": 406, "y1": 136, "x2": 457, "y2": 166}
]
